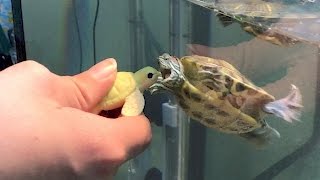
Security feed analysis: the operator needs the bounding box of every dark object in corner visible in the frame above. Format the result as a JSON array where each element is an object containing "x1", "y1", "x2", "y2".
[
  {"x1": 0, "y1": 54, "x2": 13, "y2": 70},
  {"x1": 144, "y1": 167, "x2": 162, "y2": 180}
]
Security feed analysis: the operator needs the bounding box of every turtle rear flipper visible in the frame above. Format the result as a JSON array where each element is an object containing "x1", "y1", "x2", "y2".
[
  {"x1": 239, "y1": 125, "x2": 280, "y2": 148},
  {"x1": 121, "y1": 88, "x2": 145, "y2": 116},
  {"x1": 264, "y1": 84, "x2": 303, "y2": 123}
]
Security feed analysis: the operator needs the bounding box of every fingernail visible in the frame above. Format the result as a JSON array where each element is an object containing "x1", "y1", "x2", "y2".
[{"x1": 90, "y1": 58, "x2": 117, "y2": 81}]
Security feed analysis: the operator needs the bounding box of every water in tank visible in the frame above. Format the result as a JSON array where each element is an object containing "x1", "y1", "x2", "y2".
[{"x1": 19, "y1": 0, "x2": 320, "y2": 180}]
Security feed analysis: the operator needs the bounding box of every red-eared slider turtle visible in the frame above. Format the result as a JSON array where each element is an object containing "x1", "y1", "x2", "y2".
[
  {"x1": 187, "y1": 0, "x2": 320, "y2": 46},
  {"x1": 149, "y1": 53, "x2": 303, "y2": 146},
  {"x1": 93, "y1": 66, "x2": 160, "y2": 117}
]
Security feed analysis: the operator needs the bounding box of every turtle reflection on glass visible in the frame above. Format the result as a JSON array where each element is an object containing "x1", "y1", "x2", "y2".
[
  {"x1": 216, "y1": 13, "x2": 300, "y2": 46},
  {"x1": 149, "y1": 53, "x2": 303, "y2": 147},
  {"x1": 188, "y1": 0, "x2": 320, "y2": 46}
]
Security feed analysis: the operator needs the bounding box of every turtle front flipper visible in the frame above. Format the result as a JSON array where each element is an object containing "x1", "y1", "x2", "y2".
[
  {"x1": 263, "y1": 84, "x2": 303, "y2": 123},
  {"x1": 121, "y1": 88, "x2": 145, "y2": 116}
]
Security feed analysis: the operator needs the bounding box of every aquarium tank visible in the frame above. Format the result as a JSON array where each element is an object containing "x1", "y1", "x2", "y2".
[
  {"x1": 0, "y1": 0, "x2": 25, "y2": 70},
  {"x1": 10, "y1": 0, "x2": 320, "y2": 179}
]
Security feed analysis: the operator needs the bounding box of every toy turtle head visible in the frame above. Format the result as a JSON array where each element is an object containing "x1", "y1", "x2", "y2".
[{"x1": 134, "y1": 66, "x2": 161, "y2": 91}]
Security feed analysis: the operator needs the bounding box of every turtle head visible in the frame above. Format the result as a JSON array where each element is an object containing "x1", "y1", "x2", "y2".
[
  {"x1": 159, "y1": 53, "x2": 184, "y2": 82},
  {"x1": 149, "y1": 53, "x2": 184, "y2": 94},
  {"x1": 134, "y1": 66, "x2": 161, "y2": 91}
]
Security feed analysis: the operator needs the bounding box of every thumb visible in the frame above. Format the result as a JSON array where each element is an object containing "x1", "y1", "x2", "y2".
[{"x1": 68, "y1": 58, "x2": 117, "y2": 111}]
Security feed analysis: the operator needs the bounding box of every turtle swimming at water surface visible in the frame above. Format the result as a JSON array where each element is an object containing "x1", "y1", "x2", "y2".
[
  {"x1": 149, "y1": 53, "x2": 303, "y2": 147},
  {"x1": 187, "y1": 0, "x2": 320, "y2": 46}
]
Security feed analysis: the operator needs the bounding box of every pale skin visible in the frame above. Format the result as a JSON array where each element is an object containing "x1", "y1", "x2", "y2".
[{"x1": 0, "y1": 59, "x2": 151, "y2": 180}]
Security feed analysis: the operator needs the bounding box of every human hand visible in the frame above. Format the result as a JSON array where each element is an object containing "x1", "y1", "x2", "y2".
[{"x1": 0, "y1": 59, "x2": 151, "y2": 179}]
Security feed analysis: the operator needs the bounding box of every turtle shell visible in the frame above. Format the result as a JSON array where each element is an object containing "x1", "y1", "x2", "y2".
[
  {"x1": 99, "y1": 72, "x2": 137, "y2": 110},
  {"x1": 177, "y1": 55, "x2": 275, "y2": 133}
]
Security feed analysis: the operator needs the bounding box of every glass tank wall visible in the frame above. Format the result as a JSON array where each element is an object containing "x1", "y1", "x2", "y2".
[
  {"x1": 21, "y1": 0, "x2": 320, "y2": 180},
  {"x1": 0, "y1": 0, "x2": 22, "y2": 69}
]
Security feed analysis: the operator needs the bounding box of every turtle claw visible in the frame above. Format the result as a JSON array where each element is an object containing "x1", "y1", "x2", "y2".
[
  {"x1": 149, "y1": 83, "x2": 168, "y2": 94},
  {"x1": 264, "y1": 84, "x2": 303, "y2": 123},
  {"x1": 240, "y1": 124, "x2": 281, "y2": 148}
]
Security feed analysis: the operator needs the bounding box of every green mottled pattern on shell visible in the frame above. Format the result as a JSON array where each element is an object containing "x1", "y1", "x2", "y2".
[{"x1": 176, "y1": 55, "x2": 275, "y2": 133}]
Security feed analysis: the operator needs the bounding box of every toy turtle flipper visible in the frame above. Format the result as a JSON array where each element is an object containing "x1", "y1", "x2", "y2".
[{"x1": 122, "y1": 87, "x2": 145, "y2": 116}]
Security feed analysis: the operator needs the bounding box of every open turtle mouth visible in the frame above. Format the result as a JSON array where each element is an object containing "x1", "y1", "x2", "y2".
[
  {"x1": 149, "y1": 53, "x2": 182, "y2": 93},
  {"x1": 160, "y1": 68, "x2": 171, "y2": 79},
  {"x1": 157, "y1": 53, "x2": 181, "y2": 81}
]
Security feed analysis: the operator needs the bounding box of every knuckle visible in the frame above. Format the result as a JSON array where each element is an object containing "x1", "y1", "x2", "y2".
[
  {"x1": 77, "y1": 136, "x2": 128, "y2": 164},
  {"x1": 23, "y1": 60, "x2": 51, "y2": 76},
  {"x1": 108, "y1": 144, "x2": 127, "y2": 163},
  {"x1": 69, "y1": 136, "x2": 128, "y2": 175},
  {"x1": 23, "y1": 60, "x2": 44, "y2": 68},
  {"x1": 138, "y1": 116, "x2": 152, "y2": 144}
]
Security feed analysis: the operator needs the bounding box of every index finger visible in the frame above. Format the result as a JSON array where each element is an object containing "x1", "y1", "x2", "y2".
[{"x1": 60, "y1": 107, "x2": 152, "y2": 163}]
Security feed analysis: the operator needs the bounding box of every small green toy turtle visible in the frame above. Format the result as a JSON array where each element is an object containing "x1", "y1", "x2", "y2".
[
  {"x1": 93, "y1": 66, "x2": 160, "y2": 116},
  {"x1": 150, "y1": 53, "x2": 303, "y2": 146}
]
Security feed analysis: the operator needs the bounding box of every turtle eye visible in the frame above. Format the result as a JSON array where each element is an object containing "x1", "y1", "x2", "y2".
[
  {"x1": 147, "y1": 73, "x2": 154, "y2": 79},
  {"x1": 235, "y1": 83, "x2": 246, "y2": 92}
]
